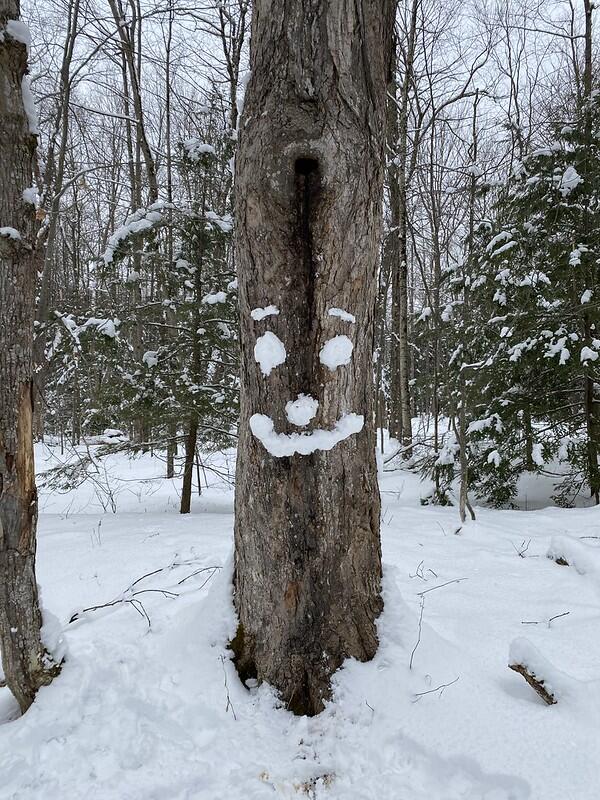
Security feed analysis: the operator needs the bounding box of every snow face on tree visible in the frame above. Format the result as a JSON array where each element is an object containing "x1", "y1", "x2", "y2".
[
  {"x1": 22, "y1": 187, "x2": 38, "y2": 206},
  {"x1": 250, "y1": 311, "x2": 360, "y2": 455}
]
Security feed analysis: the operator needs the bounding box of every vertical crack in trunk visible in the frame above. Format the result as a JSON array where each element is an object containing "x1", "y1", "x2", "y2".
[{"x1": 294, "y1": 157, "x2": 320, "y2": 391}]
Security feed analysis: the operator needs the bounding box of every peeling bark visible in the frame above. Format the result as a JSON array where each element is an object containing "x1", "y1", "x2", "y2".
[{"x1": 0, "y1": 0, "x2": 61, "y2": 714}]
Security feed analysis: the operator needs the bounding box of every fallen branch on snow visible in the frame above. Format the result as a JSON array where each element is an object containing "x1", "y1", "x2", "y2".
[
  {"x1": 508, "y1": 637, "x2": 571, "y2": 705},
  {"x1": 68, "y1": 561, "x2": 221, "y2": 627},
  {"x1": 412, "y1": 676, "x2": 460, "y2": 702},
  {"x1": 509, "y1": 663, "x2": 557, "y2": 705},
  {"x1": 521, "y1": 611, "x2": 570, "y2": 628}
]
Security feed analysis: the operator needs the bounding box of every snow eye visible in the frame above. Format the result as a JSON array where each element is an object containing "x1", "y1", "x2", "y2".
[
  {"x1": 319, "y1": 335, "x2": 353, "y2": 371},
  {"x1": 254, "y1": 331, "x2": 286, "y2": 376}
]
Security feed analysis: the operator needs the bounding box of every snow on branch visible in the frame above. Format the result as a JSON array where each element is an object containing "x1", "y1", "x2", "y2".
[
  {"x1": 547, "y1": 535, "x2": 600, "y2": 577},
  {"x1": 103, "y1": 203, "x2": 166, "y2": 264},
  {"x1": 54, "y1": 312, "x2": 119, "y2": 349},
  {"x1": 0, "y1": 226, "x2": 21, "y2": 240},
  {"x1": 181, "y1": 138, "x2": 216, "y2": 161}
]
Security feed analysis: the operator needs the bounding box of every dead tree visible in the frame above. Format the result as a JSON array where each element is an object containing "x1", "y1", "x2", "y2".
[
  {"x1": 0, "y1": 0, "x2": 61, "y2": 713},
  {"x1": 232, "y1": 0, "x2": 394, "y2": 715}
]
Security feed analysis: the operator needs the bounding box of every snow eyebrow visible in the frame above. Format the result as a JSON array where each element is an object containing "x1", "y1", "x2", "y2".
[
  {"x1": 251, "y1": 305, "x2": 280, "y2": 321},
  {"x1": 328, "y1": 307, "x2": 356, "y2": 323}
]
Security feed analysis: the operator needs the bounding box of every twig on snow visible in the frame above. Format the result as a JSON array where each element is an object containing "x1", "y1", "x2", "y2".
[
  {"x1": 413, "y1": 676, "x2": 460, "y2": 702},
  {"x1": 521, "y1": 611, "x2": 570, "y2": 628},
  {"x1": 177, "y1": 565, "x2": 221, "y2": 586},
  {"x1": 220, "y1": 655, "x2": 237, "y2": 720},
  {"x1": 512, "y1": 539, "x2": 531, "y2": 558},
  {"x1": 416, "y1": 577, "x2": 468, "y2": 597},
  {"x1": 68, "y1": 558, "x2": 220, "y2": 627},
  {"x1": 410, "y1": 596, "x2": 426, "y2": 670}
]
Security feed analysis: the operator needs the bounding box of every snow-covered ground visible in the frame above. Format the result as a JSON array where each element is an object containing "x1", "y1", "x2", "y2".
[{"x1": 1, "y1": 440, "x2": 600, "y2": 799}]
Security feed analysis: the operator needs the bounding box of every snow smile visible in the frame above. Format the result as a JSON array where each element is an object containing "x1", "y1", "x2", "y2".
[{"x1": 249, "y1": 412, "x2": 364, "y2": 457}]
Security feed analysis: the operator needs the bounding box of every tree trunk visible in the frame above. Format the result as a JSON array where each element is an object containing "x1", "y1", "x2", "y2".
[
  {"x1": 458, "y1": 89, "x2": 480, "y2": 523},
  {"x1": 523, "y1": 405, "x2": 534, "y2": 471},
  {"x1": 232, "y1": 0, "x2": 394, "y2": 716},
  {"x1": 583, "y1": 316, "x2": 600, "y2": 503},
  {"x1": 581, "y1": 0, "x2": 600, "y2": 503},
  {"x1": 428, "y1": 123, "x2": 444, "y2": 503},
  {"x1": 180, "y1": 415, "x2": 197, "y2": 514},
  {"x1": 33, "y1": 0, "x2": 80, "y2": 440},
  {"x1": 166, "y1": 424, "x2": 177, "y2": 479},
  {"x1": 37, "y1": 0, "x2": 80, "y2": 328},
  {"x1": 388, "y1": 14, "x2": 417, "y2": 455},
  {"x1": 0, "y1": 1, "x2": 61, "y2": 713},
  {"x1": 107, "y1": 0, "x2": 158, "y2": 205}
]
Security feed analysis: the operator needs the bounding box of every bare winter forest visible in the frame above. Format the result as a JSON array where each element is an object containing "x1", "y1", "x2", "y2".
[{"x1": 1, "y1": 0, "x2": 600, "y2": 797}]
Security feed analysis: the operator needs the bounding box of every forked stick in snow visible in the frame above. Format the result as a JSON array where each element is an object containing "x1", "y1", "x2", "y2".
[
  {"x1": 220, "y1": 655, "x2": 237, "y2": 721},
  {"x1": 509, "y1": 663, "x2": 557, "y2": 705}
]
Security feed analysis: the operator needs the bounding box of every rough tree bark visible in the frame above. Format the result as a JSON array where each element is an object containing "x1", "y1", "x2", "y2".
[
  {"x1": 0, "y1": 0, "x2": 61, "y2": 713},
  {"x1": 232, "y1": 0, "x2": 394, "y2": 716}
]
